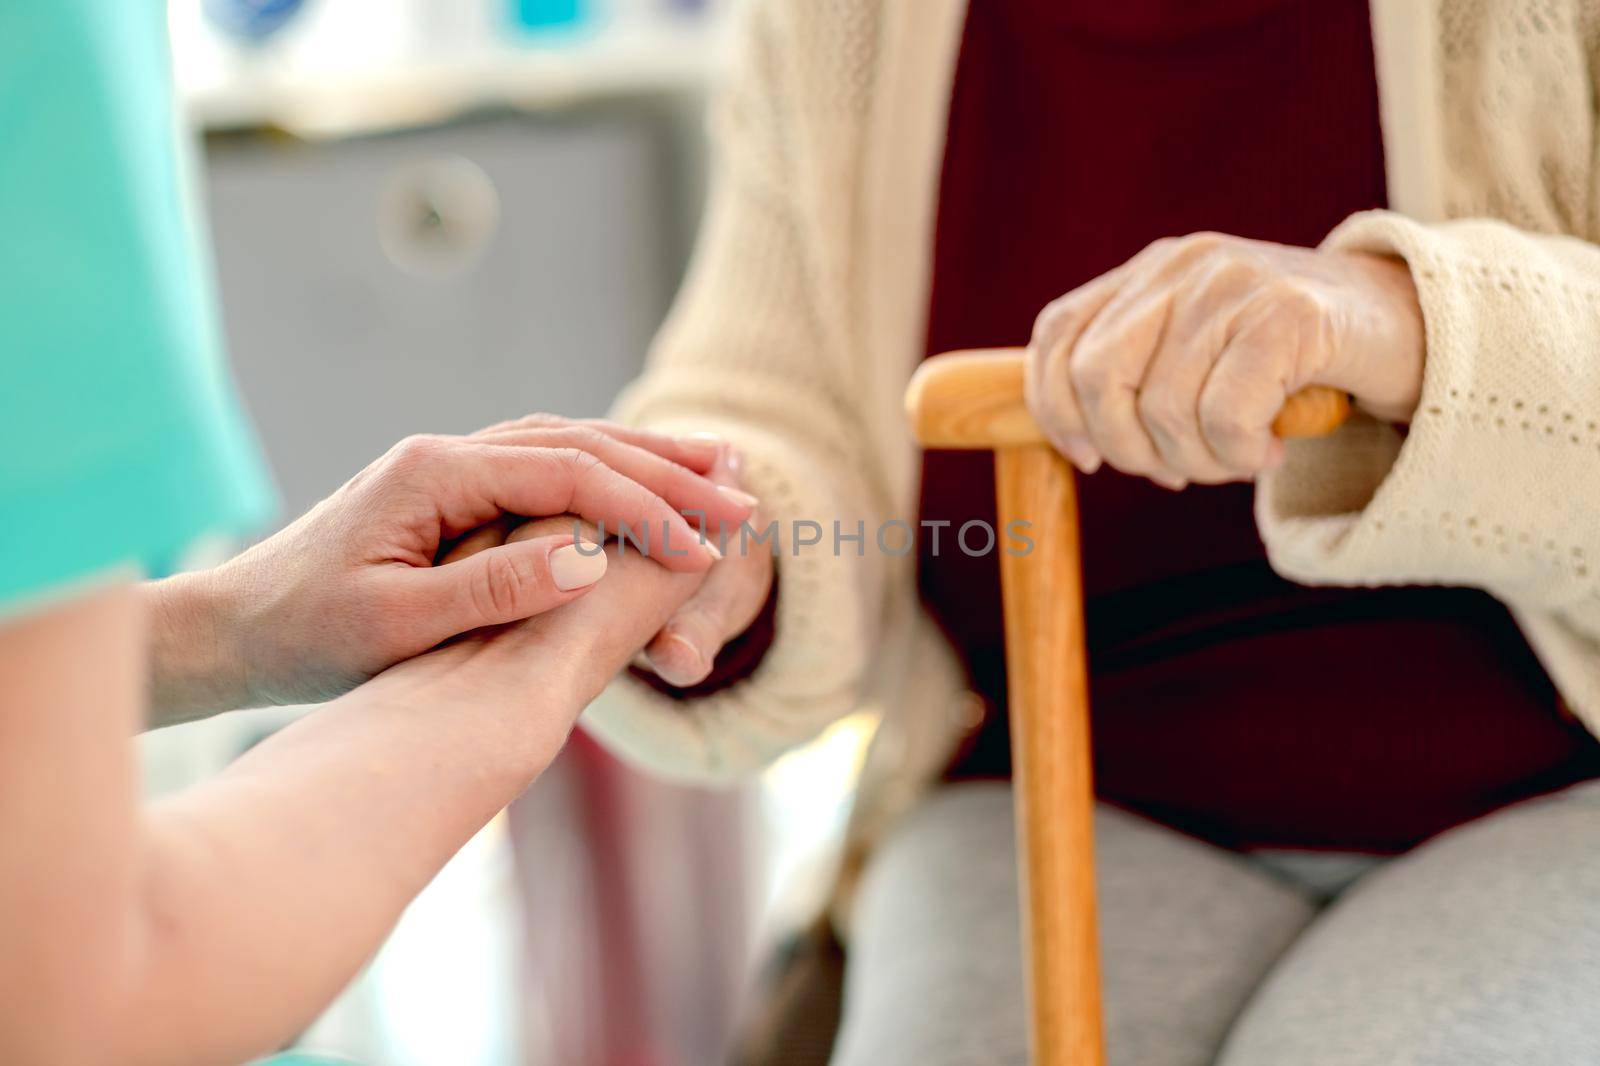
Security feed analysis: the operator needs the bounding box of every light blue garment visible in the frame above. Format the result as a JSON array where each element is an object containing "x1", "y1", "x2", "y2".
[{"x1": 0, "y1": 2, "x2": 274, "y2": 610}]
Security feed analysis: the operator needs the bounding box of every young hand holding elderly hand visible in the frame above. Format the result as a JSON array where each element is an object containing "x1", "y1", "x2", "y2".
[
  {"x1": 1025, "y1": 232, "x2": 1426, "y2": 489},
  {"x1": 144, "y1": 415, "x2": 755, "y2": 721},
  {"x1": 437, "y1": 439, "x2": 776, "y2": 692},
  {"x1": 3, "y1": 405, "x2": 764, "y2": 1065}
]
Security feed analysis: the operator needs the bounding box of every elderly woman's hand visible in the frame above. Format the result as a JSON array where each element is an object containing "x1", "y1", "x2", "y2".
[
  {"x1": 434, "y1": 441, "x2": 775, "y2": 691},
  {"x1": 635, "y1": 444, "x2": 774, "y2": 687},
  {"x1": 1025, "y1": 232, "x2": 1426, "y2": 489}
]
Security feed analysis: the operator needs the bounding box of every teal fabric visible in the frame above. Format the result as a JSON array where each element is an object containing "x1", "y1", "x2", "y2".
[{"x1": 0, "y1": 2, "x2": 274, "y2": 610}]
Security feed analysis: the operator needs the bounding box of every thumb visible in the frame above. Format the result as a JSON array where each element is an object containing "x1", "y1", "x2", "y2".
[{"x1": 411, "y1": 533, "x2": 608, "y2": 637}]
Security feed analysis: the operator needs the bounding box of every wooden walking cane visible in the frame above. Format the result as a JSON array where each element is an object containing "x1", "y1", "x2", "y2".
[{"x1": 903, "y1": 348, "x2": 1348, "y2": 1066}]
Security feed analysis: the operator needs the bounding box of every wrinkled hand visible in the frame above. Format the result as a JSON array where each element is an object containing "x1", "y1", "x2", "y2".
[
  {"x1": 637, "y1": 445, "x2": 773, "y2": 687},
  {"x1": 1025, "y1": 232, "x2": 1425, "y2": 489},
  {"x1": 437, "y1": 443, "x2": 776, "y2": 691},
  {"x1": 149, "y1": 417, "x2": 755, "y2": 714}
]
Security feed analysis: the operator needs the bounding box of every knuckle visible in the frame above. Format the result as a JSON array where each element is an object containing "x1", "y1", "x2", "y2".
[
  {"x1": 580, "y1": 417, "x2": 628, "y2": 438},
  {"x1": 1255, "y1": 275, "x2": 1316, "y2": 316},
  {"x1": 1195, "y1": 253, "x2": 1258, "y2": 294},
  {"x1": 556, "y1": 446, "x2": 605, "y2": 476},
  {"x1": 1031, "y1": 292, "x2": 1089, "y2": 357},
  {"x1": 475, "y1": 552, "x2": 539, "y2": 619},
  {"x1": 1100, "y1": 430, "x2": 1152, "y2": 469},
  {"x1": 483, "y1": 412, "x2": 566, "y2": 439},
  {"x1": 566, "y1": 425, "x2": 611, "y2": 454},
  {"x1": 1177, "y1": 230, "x2": 1228, "y2": 257},
  {"x1": 391, "y1": 433, "x2": 447, "y2": 468},
  {"x1": 1144, "y1": 235, "x2": 1181, "y2": 259},
  {"x1": 1070, "y1": 350, "x2": 1115, "y2": 403},
  {"x1": 1136, "y1": 388, "x2": 1188, "y2": 435},
  {"x1": 1197, "y1": 391, "x2": 1252, "y2": 448},
  {"x1": 382, "y1": 434, "x2": 453, "y2": 484},
  {"x1": 1031, "y1": 295, "x2": 1071, "y2": 342},
  {"x1": 519, "y1": 412, "x2": 566, "y2": 431}
]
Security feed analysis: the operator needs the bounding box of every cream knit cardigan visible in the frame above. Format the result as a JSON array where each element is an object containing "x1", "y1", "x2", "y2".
[{"x1": 584, "y1": 0, "x2": 1600, "y2": 837}]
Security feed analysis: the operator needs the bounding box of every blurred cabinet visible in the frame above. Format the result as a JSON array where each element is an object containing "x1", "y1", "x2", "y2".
[{"x1": 205, "y1": 106, "x2": 698, "y2": 520}]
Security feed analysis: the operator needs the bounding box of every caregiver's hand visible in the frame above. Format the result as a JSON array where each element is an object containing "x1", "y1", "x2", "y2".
[
  {"x1": 374, "y1": 515, "x2": 707, "y2": 771},
  {"x1": 1025, "y1": 232, "x2": 1425, "y2": 489},
  {"x1": 438, "y1": 443, "x2": 775, "y2": 690},
  {"x1": 469, "y1": 422, "x2": 772, "y2": 690},
  {"x1": 146, "y1": 419, "x2": 756, "y2": 718}
]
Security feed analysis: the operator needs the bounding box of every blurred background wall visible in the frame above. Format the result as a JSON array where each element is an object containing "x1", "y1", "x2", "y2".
[{"x1": 144, "y1": 2, "x2": 869, "y2": 1063}]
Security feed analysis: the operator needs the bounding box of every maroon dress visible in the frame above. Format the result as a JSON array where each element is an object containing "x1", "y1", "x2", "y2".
[{"x1": 919, "y1": 0, "x2": 1600, "y2": 852}]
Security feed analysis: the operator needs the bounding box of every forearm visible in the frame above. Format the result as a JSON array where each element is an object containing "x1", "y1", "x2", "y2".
[
  {"x1": 112, "y1": 548, "x2": 693, "y2": 1063},
  {"x1": 0, "y1": 583, "x2": 144, "y2": 1065},
  {"x1": 118, "y1": 678, "x2": 549, "y2": 1065},
  {"x1": 1, "y1": 578, "x2": 580, "y2": 1065}
]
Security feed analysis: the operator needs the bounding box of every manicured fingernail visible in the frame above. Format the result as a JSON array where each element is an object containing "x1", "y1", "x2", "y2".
[
  {"x1": 716, "y1": 485, "x2": 759, "y2": 509},
  {"x1": 1155, "y1": 475, "x2": 1188, "y2": 492},
  {"x1": 1071, "y1": 449, "x2": 1102, "y2": 475},
  {"x1": 551, "y1": 542, "x2": 608, "y2": 590},
  {"x1": 703, "y1": 539, "x2": 724, "y2": 561}
]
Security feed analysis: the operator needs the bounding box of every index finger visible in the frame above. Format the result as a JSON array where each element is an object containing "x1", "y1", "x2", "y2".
[
  {"x1": 472, "y1": 413, "x2": 722, "y2": 474},
  {"x1": 472, "y1": 424, "x2": 754, "y2": 531},
  {"x1": 441, "y1": 443, "x2": 721, "y2": 571},
  {"x1": 1026, "y1": 265, "x2": 1128, "y2": 470}
]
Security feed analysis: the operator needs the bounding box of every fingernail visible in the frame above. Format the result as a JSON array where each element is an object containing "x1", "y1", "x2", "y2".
[
  {"x1": 703, "y1": 539, "x2": 724, "y2": 561},
  {"x1": 680, "y1": 432, "x2": 724, "y2": 456},
  {"x1": 551, "y1": 542, "x2": 608, "y2": 590},
  {"x1": 1072, "y1": 450, "x2": 1102, "y2": 475},
  {"x1": 716, "y1": 485, "x2": 759, "y2": 509},
  {"x1": 724, "y1": 447, "x2": 744, "y2": 475},
  {"x1": 659, "y1": 633, "x2": 708, "y2": 678}
]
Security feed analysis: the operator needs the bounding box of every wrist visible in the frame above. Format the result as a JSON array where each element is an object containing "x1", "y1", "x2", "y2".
[
  {"x1": 355, "y1": 642, "x2": 591, "y2": 784},
  {"x1": 1337, "y1": 252, "x2": 1426, "y2": 424},
  {"x1": 144, "y1": 569, "x2": 254, "y2": 723}
]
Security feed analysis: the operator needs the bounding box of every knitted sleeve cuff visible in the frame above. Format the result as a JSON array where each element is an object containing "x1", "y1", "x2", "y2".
[
  {"x1": 578, "y1": 403, "x2": 887, "y2": 782},
  {"x1": 1258, "y1": 210, "x2": 1600, "y2": 614}
]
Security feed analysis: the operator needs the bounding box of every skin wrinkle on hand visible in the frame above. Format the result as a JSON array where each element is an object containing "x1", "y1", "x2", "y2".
[{"x1": 1025, "y1": 233, "x2": 1425, "y2": 488}]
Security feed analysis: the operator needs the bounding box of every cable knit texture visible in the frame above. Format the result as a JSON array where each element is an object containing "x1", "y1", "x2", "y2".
[{"x1": 583, "y1": 0, "x2": 1600, "y2": 815}]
